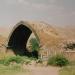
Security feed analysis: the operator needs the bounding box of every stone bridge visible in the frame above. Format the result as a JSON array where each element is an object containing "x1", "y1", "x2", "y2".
[{"x1": 5, "y1": 21, "x2": 63, "y2": 59}]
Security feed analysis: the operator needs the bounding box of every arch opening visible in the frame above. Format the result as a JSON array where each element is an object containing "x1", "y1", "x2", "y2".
[{"x1": 8, "y1": 24, "x2": 38, "y2": 58}]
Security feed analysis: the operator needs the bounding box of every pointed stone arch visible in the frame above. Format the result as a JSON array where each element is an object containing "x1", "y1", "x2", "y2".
[{"x1": 7, "y1": 21, "x2": 40, "y2": 57}]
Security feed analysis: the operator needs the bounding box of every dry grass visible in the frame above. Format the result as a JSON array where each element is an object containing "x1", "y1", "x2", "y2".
[
  {"x1": 0, "y1": 64, "x2": 28, "y2": 75},
  {"x1": 59, "y1": 66, "x2": 75, "y2": 75}
]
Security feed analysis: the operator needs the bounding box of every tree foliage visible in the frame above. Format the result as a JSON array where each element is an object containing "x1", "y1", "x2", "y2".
[{"x1": 30, "y1": 38, "x2": 40, "y2": 51}]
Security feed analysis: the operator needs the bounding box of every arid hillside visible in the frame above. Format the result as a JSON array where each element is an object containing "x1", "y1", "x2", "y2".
[{"x1": 55, "y1": 25, "x2": 75, "y2": 39}]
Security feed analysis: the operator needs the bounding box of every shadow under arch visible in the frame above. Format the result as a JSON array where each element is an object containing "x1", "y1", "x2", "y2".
[{"x1": 7, "y1": 21, "x2": 40, "y2": 58}]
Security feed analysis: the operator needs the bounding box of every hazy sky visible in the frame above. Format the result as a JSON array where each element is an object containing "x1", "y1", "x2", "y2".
[{"x1": 0, "y1": 0, "x2": 75, "y2": 27}]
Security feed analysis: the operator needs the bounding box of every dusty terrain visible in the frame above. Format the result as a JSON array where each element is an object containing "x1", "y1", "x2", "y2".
[{"x1": 23, "y1": 65, "x2": 60, "y2": 75}]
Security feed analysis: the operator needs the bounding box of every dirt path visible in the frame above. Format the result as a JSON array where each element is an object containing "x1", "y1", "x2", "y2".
[{"x1": 23, "y1": 65, "x2": 60, "y2": 75}]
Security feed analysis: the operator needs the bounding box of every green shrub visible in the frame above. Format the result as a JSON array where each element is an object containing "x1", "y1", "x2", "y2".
[
  {"x1": 47, "y1": 54, "x2": 69, "y2": 67},
  {"x1": 0, "y1": 55, "x2": 41, "y2": 66},
  {"x1": 0, "y1": 60, "x2": 4, "y2": 64},
  {"x1": 0, "y1": 55, "x2": 25, "y2": 65},
  {"x1": 30, "y1": 38, "x2": 40, "y2": 51}
]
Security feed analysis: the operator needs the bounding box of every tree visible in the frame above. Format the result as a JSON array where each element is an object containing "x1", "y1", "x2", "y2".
[{"x1": 30, "y1": 38, "x2": 40, "y2": 51}]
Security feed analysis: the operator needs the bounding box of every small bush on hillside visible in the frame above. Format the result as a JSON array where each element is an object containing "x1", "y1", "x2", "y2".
[
  {"x1": 3, "y1": 55, "x2": 25, "y2": 65},
  {"x1": 0, "y1": 55, "x2": 43, "y2": 66},
  {"x1": 47, "y1": 54, "x2": 69, "y2": 67}
]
